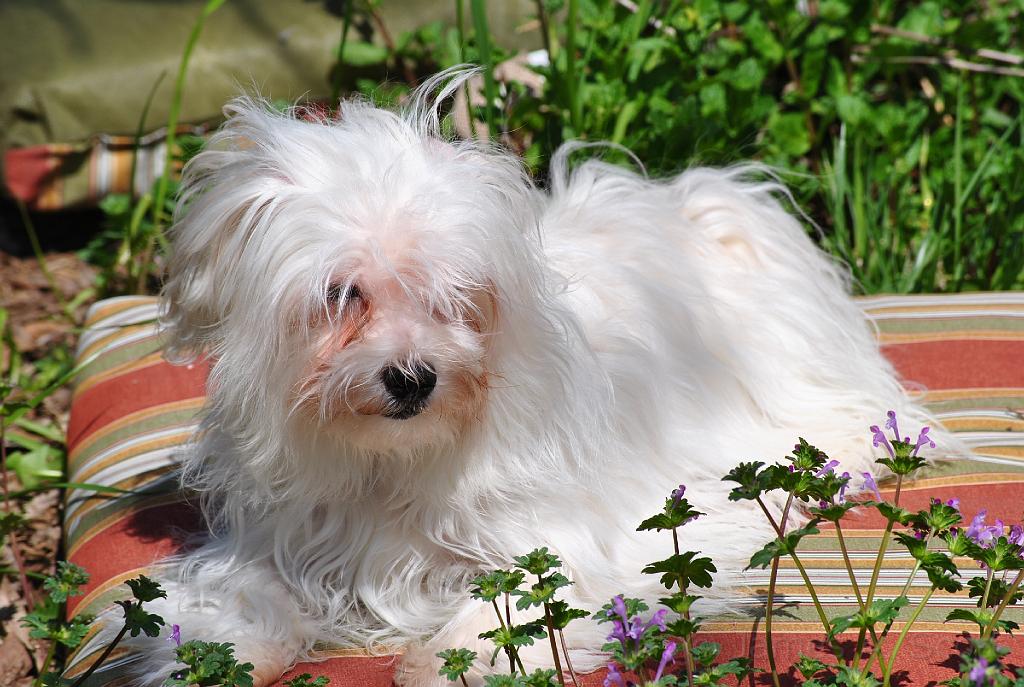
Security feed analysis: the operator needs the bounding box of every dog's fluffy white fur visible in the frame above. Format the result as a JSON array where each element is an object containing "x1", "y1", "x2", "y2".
[{"x1": 121, "y1": 74, "x2": 942, "y2": 685}]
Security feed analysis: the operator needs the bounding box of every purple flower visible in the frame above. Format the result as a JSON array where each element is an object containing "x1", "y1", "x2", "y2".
[
  {"x1": 671, "y1": 484, "x2": 686, "y2": 507},
  {"x1": 862, "y1": 472, "x2": 882, "y2": 501},
  {"x1": 838, "y1": 471, "x2": 851, "y2": 502},
  {"x1": 819, "y1": 500, "x2": 828, "y2": 508},
  {"x1": 969, "y1": 658, "x2": 989, "y2": 687},
  {"x1": 870, "y1": 425, "x2": 895, "y2": 459},
  {"x1": 788, "y1": 464, "x2": 796, "y2": 473},
  {"x1": 914, "y1": 529, "x2": 927, "y2": 540},
  {"x1": 965, "y1": 510, "x2": 1004, "y2": 548},
  {"x1": 653, "y1": 642, "x2": 677, "y2": 683},
  {"x1": 815, "y1": 459, "x2": 840, "y2": 477},
  {"x1": 1010, "y1": 524, "x2": 1024, "y2": 547},
  {"x1": 606, "y1": 602, "x2": 668, "y2": 655},
  {"x1": 168, "y1": 623, "x2": 181, "y2": 647},
  {"x1": 609, "y1": 595, "x2": 629, "y2": 624},
  {"x1": 885, "y1": 410, "x2": 901, "y2": 442},
  {"x1": 604, "y1": 662, "x2": 627, "y2": 687},
  {"x1": 912, "y1": 427, "x2": 936, "y2": 456},
  {"x1": 947, "y1": 498, "x2": 961, "y2": 510}
]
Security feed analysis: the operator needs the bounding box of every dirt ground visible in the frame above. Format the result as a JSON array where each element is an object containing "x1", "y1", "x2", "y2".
[{"x1": 1, "y1": 251, "x2": 97, "y2": 686}]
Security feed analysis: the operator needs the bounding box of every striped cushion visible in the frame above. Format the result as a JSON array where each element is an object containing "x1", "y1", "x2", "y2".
[{"x1": 63, "y1": 294, "x2": 1024, "y2": 686}]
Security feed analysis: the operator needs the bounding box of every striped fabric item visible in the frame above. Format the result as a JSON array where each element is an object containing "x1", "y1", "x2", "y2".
[
  {"x1": 4, "y1": 125, "x2": 209, "y2": 211},
  {"x1": 63, "y1": 293, "x2": 1024, "y2": 686}
]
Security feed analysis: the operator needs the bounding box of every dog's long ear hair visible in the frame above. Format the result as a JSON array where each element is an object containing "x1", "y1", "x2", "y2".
[{"x1": 161, "y1": 98, "x2": 301, "y2": 362}]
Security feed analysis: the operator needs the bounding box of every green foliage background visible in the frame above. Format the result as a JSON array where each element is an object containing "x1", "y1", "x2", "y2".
[{"x1": 339, "y1": 0, "x2": 1024, "y2": 294}]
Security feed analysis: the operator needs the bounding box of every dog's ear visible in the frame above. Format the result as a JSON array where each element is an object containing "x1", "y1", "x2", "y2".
[{"x1": 161, "y1": 99, "x2": 293, "y2": 361}]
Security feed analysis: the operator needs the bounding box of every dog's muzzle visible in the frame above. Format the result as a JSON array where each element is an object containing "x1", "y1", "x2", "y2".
[{"x1": 381, "y1": 363, "x2": 436, "y2": 419}]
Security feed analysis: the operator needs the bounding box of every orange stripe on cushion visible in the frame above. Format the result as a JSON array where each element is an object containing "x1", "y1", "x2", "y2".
[
  {"x1": 67, "y1": 502, "x2": 201, "y2": 616},
  {"x1": 882, "y1": 339, "x2": 1024, "y2": 389},
  {"x1": 67, "y1": 361, "x2": 208, "y2": 453}
]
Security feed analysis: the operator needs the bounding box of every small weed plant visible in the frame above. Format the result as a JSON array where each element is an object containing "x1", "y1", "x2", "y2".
[{"x1": 438, "y1": 412, "x2": 1024, "y2": 687}]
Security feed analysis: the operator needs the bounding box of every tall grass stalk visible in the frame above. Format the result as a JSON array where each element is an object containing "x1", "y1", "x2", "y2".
[
  {"x1": 469, "y1": 0, "x2": 496, "y2": 137},
  {"x1": 330, "y1": 0, "x2": 355, "y2": 104},
  {"x1": 144, "y1": 0, "x2": 229, "y2": 290}
]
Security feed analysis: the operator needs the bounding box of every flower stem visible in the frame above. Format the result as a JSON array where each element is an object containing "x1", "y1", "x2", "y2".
[
  {"x1": 69, "y1": 622, "x2": 130, "y2": 687},
  {"x1": 32, "y1": 639, "x2": 58, "y2": 687},
  {"x1": 764, "y1": 555, "x2": 782, "y2": 687},
  {"x1": 835, "y1": 522, "x2": 865, "y2": 608},
  {"x1": 985, "y1": 569, "x2": 1024, "y2": 638},
  {"x1": 883, "y1": 587, "x2": 935, "y2": 686},
  {"x1": 756, "y1": 493, "x2": 792, "y2": 687},
  {"x1": 541, "y1": 599, "x2": 566, "y2": 687},
  {"x1": 856, "y1": 475, "x2": 904, "y2": 665},
  {"x1": 491, "y1": 599, "x2": 526, "y2": 675},
  {"x1": 980, "y1": 568, "x2": 995, "y2": 612},
  {"x1": 558, "y1": 628, "x2": 580, "y2": 687},
  {"x1": 460, "y1": 675, "x2": 469, "y2": 687}
]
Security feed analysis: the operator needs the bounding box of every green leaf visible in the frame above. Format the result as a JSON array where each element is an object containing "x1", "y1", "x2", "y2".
[
  {"x1": 769, "y1": 112, "x2": 811, "y2": 157},
  {"x1": 875, "y1": 503, "x2": 913, "y2": 525},
  {"x1": 659, "y1": 593, "x2": 700, "y2": 616},
  {"x1": 43, "y1": 562, "x2": 89, "y2": 604},
  {"x1": 167, "y1": 640, "x2": 255, "y2": 687},
  {"x1": 547, "y1": 600, "x2": 588, "y2": 630},
  {"x1": 511, "y1": 572, "x2": 572, "y2": 610},
  {"x1": 338, "y1": 41, "x2": 389, "y2": 67},
  {"x1": 747, "y1": 523, "x2": 821, "y2": 570},
  {"x1": 946, "y1": 608, "x2": 1017, "y2": 633},
  {"x1": 513, "y1": 548, "x2": 562, "y2": 576},
  {"x1": 282, "y1": 675, "x2": 330, "y2": 687},
  {"x1": 642, "y1": 552, "x2": 717, "y2": 589},
  {"x1": 968, "y1": 576, "x2": 1024, "y2": 608},
  {"x1": 794, "y1": 653, "x2": 828, "y2": 679},
  {"x1": 690, "y1": 641, "x2": 720, "y2": 667},
  {"x1": 731, "y1": 58, "x2": 765, "y2": 91},
  {"x1": 829, "y1": 596, "x2": 909, "y2": 638},
  {"x1": 593, "y1": 597, "x2": 649, "y2": 623},
  {"x1": 126, "y1": 574, "x2": 167, "y2": 603},
  {"x1": 436, "y1": 648, "x2": 477, "y2": 681},
  {"x1": 835, "y1": 665, "x2": 881, "y2": 687},
  {"x1": 118, "y1": 600, "x2": 166, "y2": 638},
  {"x1": 722, "y1": 461, "x2": 766, "y2": 501}
]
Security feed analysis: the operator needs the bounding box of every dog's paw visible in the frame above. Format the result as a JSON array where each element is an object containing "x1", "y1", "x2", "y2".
[{"x1": 395, "y1": 643, "x2": 458, "y2": 687}]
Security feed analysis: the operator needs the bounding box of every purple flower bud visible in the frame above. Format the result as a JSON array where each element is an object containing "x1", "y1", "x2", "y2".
[
  {"x1": 870, "y1": 425, "x2": 896, "y2": 459},
  {"x1": 914, "y1": 529, "x2": 926, "y2": 540},
  {"x1": 815, "y1": 459, "x2": 840, "y2": 477},
  {"x1": 969, "y1": 658, "x2": 989, "y2": 687},
  {"x1": 839, "y1": 471, "x2": 851, "y2": 503},
  {"x1": 671, "y1": 484, "x2": 686, "y2": 507},
  {"x1": 645, "y1": 608, "x2": 668, "y2": 634},
  {"x1": 947, "y1": 498, "x2": 961, "y2": 510},
  {"x1": 604, "y1": 662, "x2": 627, "y2": 687},
  {"x1": 168, "y1": 623, "x2": 181, "y2": 647},
  {"x1": 862, "y1": 472, "x2": 882, "y2": 501},
  {"x1": 788, "y1": 464, "x2": 796, "y2": 473},
  {"x1": 610, "y1": 595, "x2": 629, "y2": 625},
  {"x1": 912, "y1": 427, "x2": 936, "y2": 456},
  {"x1": 819, "y1": 500, "x2": 828, "y2": 509},
  {"x1": 654, "y1": 641, "x2": 678, "y2": 683},
  {"x1": 885, "y1": 410, "x2": 901, "y2": 442}
]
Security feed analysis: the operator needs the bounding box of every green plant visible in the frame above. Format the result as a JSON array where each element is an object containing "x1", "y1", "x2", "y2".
[
  {"x1": 83, "y1": 0, "x2": 226, "y2": 295},
  {"x1": 336, "y1": 1, "x2": 1023, "y2": 294}
]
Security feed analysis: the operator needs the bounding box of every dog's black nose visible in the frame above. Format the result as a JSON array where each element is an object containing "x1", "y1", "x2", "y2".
[{"x1": 381, "y1": 364, "x2": 436, "y2": 418}]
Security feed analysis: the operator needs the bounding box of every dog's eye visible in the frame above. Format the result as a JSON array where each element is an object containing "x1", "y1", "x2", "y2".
[{"x1": 326, "y1": 283, "x2": 362, "y2": 308}]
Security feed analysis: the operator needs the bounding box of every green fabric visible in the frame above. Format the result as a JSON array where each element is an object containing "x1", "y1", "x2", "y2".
[{"x1": 0, "y1": 1, "x2": 537, "y2": 155}]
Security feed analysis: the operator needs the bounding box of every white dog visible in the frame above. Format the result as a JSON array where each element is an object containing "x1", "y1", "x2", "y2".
[{"x1": 127, "y1": 72, "x2": 938, "y2": 685}]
